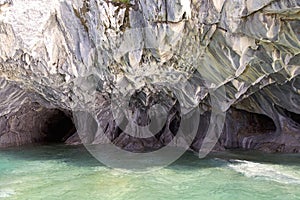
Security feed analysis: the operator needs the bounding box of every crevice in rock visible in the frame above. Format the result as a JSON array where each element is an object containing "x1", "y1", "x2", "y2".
[
  {"x1": 42, "y1": 110, "x2": 76, "y2": 144},
  {"x1": 278, "y1": 106, "x2": 300, "y2": 125}
]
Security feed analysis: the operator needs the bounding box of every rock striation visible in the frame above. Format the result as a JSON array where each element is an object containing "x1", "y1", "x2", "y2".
[{"x1": 0, "y1": 0, "x2": 299, "y2": 152}]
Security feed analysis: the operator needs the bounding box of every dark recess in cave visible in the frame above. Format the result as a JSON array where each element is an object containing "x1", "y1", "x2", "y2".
[
  {"x1": 275, "y1": 104, "x2": 300, "y2": 125},
  {"x1": 42, "y1": 110, "x2": 76, "y2": 143},
  {"x1": 282, "y1": 108, "x2": 300, "y2": 125},
  {"x1": 246, "y1": 111, "x2": 277, "y2": 133}
]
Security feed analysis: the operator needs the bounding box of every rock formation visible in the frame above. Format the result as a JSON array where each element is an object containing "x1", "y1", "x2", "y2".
[{"x1": 0, "y1": 0, "x2": 299, "y2": 153}]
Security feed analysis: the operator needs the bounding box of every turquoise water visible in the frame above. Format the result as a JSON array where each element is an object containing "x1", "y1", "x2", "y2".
[{"x1": 0, "y1": 145, "x2": 300, "y2": 200}]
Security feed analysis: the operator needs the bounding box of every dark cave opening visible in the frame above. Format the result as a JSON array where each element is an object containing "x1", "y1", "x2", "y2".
[
  {"x1": 246, "y1": 111, "x2": 277, "y2": 133},
  {"x1": 275, "y1": 104, "x2": 300, "y2": 125},
  {"x1": 282, "y1": 108, "x2": 300, "y2": 125},
  {"x1": 42, "y1": 110, "x2": 76, "y2": 144}
]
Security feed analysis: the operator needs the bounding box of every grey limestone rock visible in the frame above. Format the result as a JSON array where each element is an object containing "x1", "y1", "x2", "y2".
[{"x1": 0, "y1": 0, "x2": 299, "y2": 152}]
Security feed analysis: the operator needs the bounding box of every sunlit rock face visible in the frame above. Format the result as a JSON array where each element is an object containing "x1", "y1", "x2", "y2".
[{"x1": 0, "y1": 0, "x2": 299, "y2": 152}]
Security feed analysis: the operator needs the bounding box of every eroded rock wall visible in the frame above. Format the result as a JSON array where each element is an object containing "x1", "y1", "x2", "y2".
[{"x1": 0, "y1": 0, "x2": 299, "y2": 152}]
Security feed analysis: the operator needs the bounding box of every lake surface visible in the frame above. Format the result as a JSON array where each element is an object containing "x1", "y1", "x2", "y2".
[{"x1": 0, "y1": 145, "x2": 300, "y2": 200}]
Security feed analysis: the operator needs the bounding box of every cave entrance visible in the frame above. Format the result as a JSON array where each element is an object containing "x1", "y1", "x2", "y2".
[
  {"x1": 247, "y1": 111, "x2": 277, "y2": 133},
  {"x1": 42, "y1": 110, "x2": 76, "y2": 144}
]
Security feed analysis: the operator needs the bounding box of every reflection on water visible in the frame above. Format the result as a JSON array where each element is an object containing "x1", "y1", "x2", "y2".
[{"x1": 0, "y1": 145, "x2": 299, "y2": 200}]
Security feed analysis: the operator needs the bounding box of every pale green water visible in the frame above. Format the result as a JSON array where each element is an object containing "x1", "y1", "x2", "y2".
[{"x1": 0, "y1": 145, "x2": 300, "y2": 200}]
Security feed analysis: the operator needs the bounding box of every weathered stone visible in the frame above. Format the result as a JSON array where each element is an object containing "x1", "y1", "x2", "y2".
[{"x1": 0, "y1": 0, "x2": 299, "y2": 153}]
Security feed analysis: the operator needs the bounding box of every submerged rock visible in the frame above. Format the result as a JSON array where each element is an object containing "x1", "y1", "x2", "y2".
[{"x1": 0, "y1": 0, "x2": 299, "y2": 153}]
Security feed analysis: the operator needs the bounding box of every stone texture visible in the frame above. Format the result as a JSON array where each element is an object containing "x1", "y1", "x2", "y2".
[
  {"x1": 0, "y1": 99, "x2": 75, "y2": 148},
  {"x1": 0, "y1": 0, "x2": 299, "y2": 152}
]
